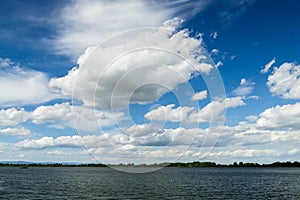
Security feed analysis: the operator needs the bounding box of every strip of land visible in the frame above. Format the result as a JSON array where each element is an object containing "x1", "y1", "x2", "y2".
[{"x1": 1, "y1": 161, "x2": 300, "y2": 168}]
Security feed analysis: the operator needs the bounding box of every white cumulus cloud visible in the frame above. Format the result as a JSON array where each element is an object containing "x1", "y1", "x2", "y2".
[
  {"x1": 191, "y1": 90, "x2": 207, "y2": 101},
  {"x1": 0, "y1": 127, "x2": 32, "y2": 136},
  {"x1": 0, "y1": 102, "x2": 123, "y2": 132},
  {"x1": 50, "y1": 18, "x2": 214, "y2": 110},
  {"x1": 189, "y1": 97, "x2": 245, "y2": 123},
  {"x1": 31, "y1": 103, "x2": 72, "y2": 124},
  {"x1": 0, "y1": 107, "x2": 29, "y2": 126},
  {"x1": 256, "y1": 102, "x2": 300, "y2": 130},
  {"x1": 144, "y1": 97, "x2": 245, "y2": 124},
  {"x1": 267, "y1": 62, "x2": 300, "y2": 99},
  {"x1": 144, "y1": 104, "x2": 194, "y2": 123},
  {"x1": 14, "y1": 135, "x2": 83, "y2": 149}
]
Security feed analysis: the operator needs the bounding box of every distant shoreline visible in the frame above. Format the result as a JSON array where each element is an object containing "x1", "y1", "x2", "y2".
[{"x1": 1, "y1": 161, "x2": 300, "y2": 168}]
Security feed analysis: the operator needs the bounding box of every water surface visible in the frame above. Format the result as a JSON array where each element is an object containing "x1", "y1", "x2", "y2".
[{"x1": 0, "y1": 167, "x2": 300, "y2": 199}]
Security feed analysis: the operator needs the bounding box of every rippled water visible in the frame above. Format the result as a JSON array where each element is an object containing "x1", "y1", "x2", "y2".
[{"x1": 0, "y1": 167, "x2": 300, "y2": 199}]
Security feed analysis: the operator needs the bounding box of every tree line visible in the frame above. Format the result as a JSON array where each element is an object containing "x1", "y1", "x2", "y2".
[{"x1": 1, "y1": 161, "x2": 300, "y2": 168}]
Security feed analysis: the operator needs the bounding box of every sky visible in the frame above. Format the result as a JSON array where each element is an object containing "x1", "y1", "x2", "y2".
[{"x1": 0, "y1": 0, "x2": 300, "y2": 165}]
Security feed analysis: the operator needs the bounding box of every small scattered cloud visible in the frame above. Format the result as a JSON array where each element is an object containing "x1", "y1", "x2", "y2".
[
  {"x1": 144, "y1": 104, "x2": 194, "y2": 123},
  {"x1": 246, "y1": 95, "x2": 259, "y2": 100},
  {"x1": 215, "y1": 61, "x2": 223, "y2": 68},
  {"x1": 211, "y1": 49, "x2": 219, "y2": 54},
  {"x1": 191, "y1": 90, "x2": 208, "y2": 101},
  {"x1": 232, "y1": 78, "x2": 255, "y2": 96},
  {"x1": 230, "y1": 55, "x2": 236, "y2": 60},
  {"x1": 210, "y1": 31, "x2": 218, "y2": 39},
  {"x1": 240, "y1": 78, "x2": 247, "y2": 85},
  {"x1": 261, "y1": 58, "x2": 275, "y2": 74},
  {"x1": 0, "y1": 127, "x2": 33, "y2": 136}
]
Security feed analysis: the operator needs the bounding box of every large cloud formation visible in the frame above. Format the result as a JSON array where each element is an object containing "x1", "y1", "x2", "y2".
[
  {"x1": 6, "y1": 0, "x2": 297, "y2": 164},
  {"x1": 50, "y1": 18, "x2": 215, "y2": 110},
  {"x1": 52, "y1": 0, "x2": 211, "y2": 58}
]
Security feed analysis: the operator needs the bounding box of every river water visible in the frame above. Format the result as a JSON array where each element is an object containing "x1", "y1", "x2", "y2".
[{"x1": 0, "y1": 167, "x2": 299, "y2": 199}]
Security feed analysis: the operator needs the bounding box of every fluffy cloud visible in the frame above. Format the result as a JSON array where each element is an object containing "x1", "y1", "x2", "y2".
[
  {"x1": 7, "y1": 101, "x2": 300, "y2": 163},
  {"x1": 144, "y1": 104, "x2": 194, "y2": 123},
  {"x1": 52, "y1": 0, "x2": 211, "y2": 58},
  {"x1": 191, "y1": 90, "x2": 207, "y2": 101},
  {"x1": 0, "y1": 58, "x2": 58, "y2": 106},
  {"x1": 0, "y1": 102, "x2": 123, "y2": 131},
  {"x1": 207, "y1": 101, "x2": 300, "y2": 147},
  {"x1": 0, "y1": 103, "x2": 71, "y2": 127},
  {"x1": 111, "y1": 125, "x2": 207, "y2": 147},
  {"x1": 0, "y1": 107, "x2": 29, "y2": 126},
  {"x1": 10, "y1": 114, "x2": 300, "y2": 163},
  {"x1": 14, "y1": 133, "x2": 120, "y2": 150},
  {"x1": 261, "y1": 58, "x2": 275, "y2": 74},
  {"x1": 31, "y1": 103, "x2": 72, "y2": 124},
  {"x1": 50, "y1": 18, "x2": 215, "y2": 109},
  {"x1": 222, "y1": 123, "x2": 300, "y2": 146},
  {"x1": 256, "y1": 102, "x2": 300, "y2": 130},
  {"x1": 267, "y1": 62, "x2": 300, "y2": 99},
  {"x1": 14, "y1": 135, "x2": 82, "y2": 149},
  {"x1": 232, "y1": 78, "x2": 255, "y2": 96},
  {"x1": 14, "y1": 125, "x2": 205, "y2": 151},
  {"x1": 143, "y1": 97, "x2": 245, "y2": 123},
  {"x1": 0, "y1": 127, "x2": 32, "y2": 136},
  {"x1": 125, "y1": 124, "x2": 162, "y2": 137},
  {"x1": 189, "y1": 97, "x2": 245, "y2": 123}
]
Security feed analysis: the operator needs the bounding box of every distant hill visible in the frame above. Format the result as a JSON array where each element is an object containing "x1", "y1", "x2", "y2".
[{"x1": 0, "y1": 161, "x2": 34, "y2": 165}]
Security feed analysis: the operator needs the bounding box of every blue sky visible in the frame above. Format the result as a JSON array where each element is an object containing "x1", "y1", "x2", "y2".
[{"x1": 0, "y1": 0, "x2": 300, "y2": 164}]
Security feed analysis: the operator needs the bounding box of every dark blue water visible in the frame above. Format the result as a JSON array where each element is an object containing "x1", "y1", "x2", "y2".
[{"x1": 0, "y1": 167, "x2": 300, "y2": 199}]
